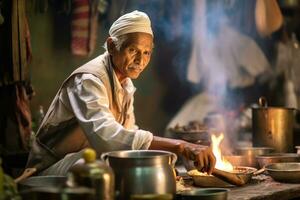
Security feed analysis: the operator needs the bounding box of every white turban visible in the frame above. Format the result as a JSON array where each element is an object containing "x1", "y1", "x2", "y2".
[{"x1": 109, "y1": 10, "x2": 153, "y2": 38}]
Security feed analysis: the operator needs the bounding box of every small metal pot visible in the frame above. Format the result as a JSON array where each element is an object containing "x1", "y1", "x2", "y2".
[
  {"x1": 178, "y1": 188, "x2": 229, "y2": 200},
  {"x1": 256, "y1": 153, "x2": 300, "y2": 168}
]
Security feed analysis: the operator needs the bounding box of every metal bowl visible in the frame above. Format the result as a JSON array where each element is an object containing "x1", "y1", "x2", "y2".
[
  {"x1": 178, "y1": 188, "x2": 229, "y2": 200},
  {"x1": 235, "y1": 147, "x2": 274, "y2": 157},
  {"x1": 265, "y1": 162, "x2": 300, "y2": 183},
  {"x1": 224, "y1": 155, "x2": 255, "y2": 168},
  {"x1": 234, "y1": 147, "x2": 274, "y2": 167},
  {"x1": 256, "y1": 153, "x2": 300, "y2": 168}
]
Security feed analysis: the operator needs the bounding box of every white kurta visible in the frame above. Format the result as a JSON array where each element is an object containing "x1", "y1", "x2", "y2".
[{"x1": 28, "y1": 53, "x2": 153, "y2": 175}]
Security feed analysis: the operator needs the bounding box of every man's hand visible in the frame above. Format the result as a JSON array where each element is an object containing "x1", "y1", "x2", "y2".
[
  {"x1": 149, "y1": 136, "x2": 216, "y2": 174},
  {"x1": 180, "y1": 142, "x2": 216, "y2": 175}
]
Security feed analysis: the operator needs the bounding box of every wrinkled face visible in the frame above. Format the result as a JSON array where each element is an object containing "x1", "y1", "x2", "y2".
[{"x1": 109, "y1": 32, "x2": 153, "y2": 81}]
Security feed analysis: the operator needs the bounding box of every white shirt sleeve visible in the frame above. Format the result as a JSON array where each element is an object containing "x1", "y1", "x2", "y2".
[{"x1": 65, "y1": 74, "x2": 153, "y2": 154}]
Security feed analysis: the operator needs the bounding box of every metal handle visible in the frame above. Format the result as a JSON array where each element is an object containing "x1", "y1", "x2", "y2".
[
  {"x1": 259, "y1": 97, "x2": 268, "y2": 108},
  {"x1": 170, "y1": 152, "x2": 177, "y2": 167},
  {"x1": 253, "y1": 167, "x2": 266, "y2": 176},
  {"x1": 100, "y1": 152, "x2": 110, "y2": 165}
]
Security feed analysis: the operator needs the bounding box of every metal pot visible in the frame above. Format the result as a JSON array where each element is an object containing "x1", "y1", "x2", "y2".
[
  {"x1": 68, "y1": 148, "x2": 115, "y2": 200},
  {"x1": 101, "y1": 150, "x2": 177, "y2": 200},
  {"x1": 252, "y1": 97, "x2": 295, "y2": 153}
]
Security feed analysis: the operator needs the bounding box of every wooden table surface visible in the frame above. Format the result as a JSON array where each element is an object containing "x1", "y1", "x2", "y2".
[
  {"x1": 178, "y1": 171, "x2": 300, "y2": 200},
  {"x1": 176, "y1": 164, "x2": 300, "y2": 200},
  {"x1": 228, "y1": 176, "x2": 300, "y2": 200}
]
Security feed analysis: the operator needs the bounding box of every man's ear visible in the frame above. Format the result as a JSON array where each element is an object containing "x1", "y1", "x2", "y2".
[{"x1": 106, "y1": 37, "x2": 116, "y2": 55}]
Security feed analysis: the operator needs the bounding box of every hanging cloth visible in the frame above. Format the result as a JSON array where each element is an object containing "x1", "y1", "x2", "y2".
[{"x1": 71, "y1": 0, "x2": 98, "y2": 56}]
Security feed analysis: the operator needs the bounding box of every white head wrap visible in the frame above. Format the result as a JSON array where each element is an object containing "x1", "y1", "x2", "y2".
[{"x1": 109, "y1": 10, "x2": 153, "y2": 38}]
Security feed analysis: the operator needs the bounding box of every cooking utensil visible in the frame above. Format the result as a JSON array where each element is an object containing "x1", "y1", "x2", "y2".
[
  {"x1": 256, "y1": 153, "x2": 300, "y2": 168},
  {"x1": 69, "y1": 148, "x2": 114, "y2": 200},
  {"x1": 252, "y1": 97, "x2": 295, "y2": 153},
  {"x1": 18, "y1": 176, "x2": 67, "y2": 191},
  {"x1": 14, "y1": 168, "x2": 37, "y2": 183},
  {"x1": 234, "y1": 147, "x2": 274, "y2": 167},
  {"x1": 178, "y1": 188, "x2": 229, "y2": 200},
  {"x1": 189, "y1": 166, "x2": 257, "y2": 187},
  {"x1": 101, "y1": 150, "x2": 177, "y2": 200},
  {"x1": 235, "y1": 147, "x2": 274, "y2": 157},
  {"x1": 224, "y1": 155, "x2": 250, "y2": 167},
  {"x1": 212, "y1": 167, "x2": 255, "y2": 186},
  {"x1": 265, "y1": 162, "x2": 300, "y2": 183}
]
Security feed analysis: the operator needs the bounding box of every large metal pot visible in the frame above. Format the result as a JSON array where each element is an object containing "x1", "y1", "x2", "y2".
[
  {"x1": 101, "y1": 150, "x2": 177, "y2": 200},
  {"x1": 252, "y1": 97, "x2": 295, "y2": 153}
]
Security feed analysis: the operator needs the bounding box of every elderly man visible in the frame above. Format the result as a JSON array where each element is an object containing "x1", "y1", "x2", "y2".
[{"x1": 26, "y1": 10, "x2": 216, "y2": 175}]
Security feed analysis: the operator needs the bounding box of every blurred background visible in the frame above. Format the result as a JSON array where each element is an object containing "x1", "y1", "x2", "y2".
[{"x1": 1, "y1": 0, "x2": 300, "y2": 176}]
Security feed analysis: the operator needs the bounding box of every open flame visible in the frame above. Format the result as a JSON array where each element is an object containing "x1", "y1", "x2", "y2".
[{"x1": 211, "y1": 133, "x2": 234, "y2": 172}]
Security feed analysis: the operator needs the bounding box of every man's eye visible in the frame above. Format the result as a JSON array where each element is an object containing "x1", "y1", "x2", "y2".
[
  {"x1": 129, "y1": 48, "x2": 136, "y2": 53},
  {"x1": 144, "y1": 51, "x2": 151, "y2": 56}
]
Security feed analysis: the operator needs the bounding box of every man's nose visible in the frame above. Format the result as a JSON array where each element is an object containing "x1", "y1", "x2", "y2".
[{"x1": 135, "y1": 52, "x2": 143, "y2": 64}]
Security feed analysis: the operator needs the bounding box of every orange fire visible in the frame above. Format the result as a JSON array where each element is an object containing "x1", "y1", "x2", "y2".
[{"x1": 211, "y1": 133, "x2": 233, "y2": 172}]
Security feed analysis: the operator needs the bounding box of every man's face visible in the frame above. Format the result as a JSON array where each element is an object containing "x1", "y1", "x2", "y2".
[{"x1": 111, "y1": 32, "x2": 153, "y2": 80}]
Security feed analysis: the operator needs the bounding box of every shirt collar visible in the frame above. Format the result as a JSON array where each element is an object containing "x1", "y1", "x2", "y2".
[{"x1": 106, "y1": 52, "x2": 136, "y2": 96}]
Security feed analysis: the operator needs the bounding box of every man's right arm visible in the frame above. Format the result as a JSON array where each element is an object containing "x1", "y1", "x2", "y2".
[
  {"x1": 149, "y1": 136, "x2": 216, "y2": 174},
  {"x1": 65, "y1": 74, "x2": 153, "y2": 153}
]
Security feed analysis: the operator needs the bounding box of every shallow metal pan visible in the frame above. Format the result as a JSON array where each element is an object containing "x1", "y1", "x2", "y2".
[
  {"x1": 265, "y1": 162, "x2": 300, "y2": 183},
  {"x1": 188, "y1": 166, "x2": 257, "y2": 187}
]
